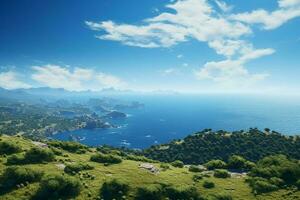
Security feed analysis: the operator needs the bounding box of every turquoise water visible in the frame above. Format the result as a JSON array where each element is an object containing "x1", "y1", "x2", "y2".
[{"x1": 53, "y1": 95, "x2": 300, "y2": 149}]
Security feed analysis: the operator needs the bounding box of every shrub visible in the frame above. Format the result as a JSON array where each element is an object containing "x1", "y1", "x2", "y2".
[
  {"x1": 160, "y1": 163, "x2": 170, "y2": 170},
  {"x1": 90, "y1": 153, "x2": 122, "y2": 164},
  {"x1": 24, "y1": 147, "x2": 55, "y2": 163},
  {"x1": 296, "y1": 179, "x2": 300, "y2": 189},
  {"x1": 251, "y1": 179, "x2": 278, "y2": 194},
  {"x1": 6, "y1": 148, "x2": 54, "y2": 165},
  {"x1": 203, "y1": 180, "x2": 215, "y2": 188},
  {"x1": 212, "y1": 193, "x2": 233, "y2": 200},
  {"x1": 0, "y1": 166, "x2": 43, "y2": 192},
  {"x1": 189, "y1": 165, "x2": 204, "y2": 172},
  {"x1": 125, "y1": 154, "x2": 154, "y2": 162},
  {"x1": 6, "y1": 154, "x2": 24, "y2": 165},
  {"x1": 269, "y1": 177, "x2": 284, "y2": 186},
  {"x1": 34, "y1": 174, "x2": 80, "y2": 199},
  {"x1": 135, "y1": 185, "x2": 163, "y2": 200},
  {"x1": 214, "y1": 169, "x2": 230, "y2": 178},
  {"x1": 249, "y1": 154, "x2": 300, "y2": 189},
  {"x1": 48, "y1": 141, "x2": 87, "y2": 154},
  {"x1": 164, "y1": 186, "x2": 201, "y2": 200},
  {"x1": 228, "y1": 155, "x2": 254, "y2": 171},
  {"x1": 204, "y1": 160, "x2": 227, "y2": 170},
  {"x1": 192, "y1": 174, "x2": 203, "y2": 182},
  {"x1": 101, "y1": 179, "x2": 129, "y2": 200},
  {"x1": 64, "y1": 163, "x2": 94, "y2": 174},
  {"x1": 171, "y1": 160, "x2": 184, "y2": 168},
  {"x1": 0, "y1": 141, "x2": 21, "y2": 155}
]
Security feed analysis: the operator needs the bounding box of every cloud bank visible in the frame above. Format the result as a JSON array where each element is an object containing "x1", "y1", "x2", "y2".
[
  {"x1": 0, "y1": 71, "x2": 31, "y2": 90},
  {"x1": 86, "y1": 0, "x2": 300, "y2": 89},
  {"x1": 0, "y1": 65, "x2": 126, "y2": 91}
]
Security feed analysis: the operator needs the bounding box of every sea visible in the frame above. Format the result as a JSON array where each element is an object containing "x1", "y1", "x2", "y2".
[{"x1": 52, "y1": 94, "x2": 300, "y2": 149}]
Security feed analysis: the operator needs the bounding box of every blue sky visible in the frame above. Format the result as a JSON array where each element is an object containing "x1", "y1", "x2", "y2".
[{"x1": 0, "y1": 0, "x2": 299, "y2": 94}]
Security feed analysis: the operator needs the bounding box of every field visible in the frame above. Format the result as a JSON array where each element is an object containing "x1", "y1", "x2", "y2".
[{"x1": 0, "y1": 135, "x2": 299, "y2": 200}]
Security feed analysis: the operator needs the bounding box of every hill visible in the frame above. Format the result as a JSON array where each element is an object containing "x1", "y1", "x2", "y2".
[
  {"x1": 143, "y1": 128, "x2": 300, "y2": 164},
  {"x1": 0, "y1": 134, "x2": 299, "y2": 200}
]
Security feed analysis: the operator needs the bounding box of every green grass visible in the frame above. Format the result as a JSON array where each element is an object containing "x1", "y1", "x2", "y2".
[{"x1": 0, "y1": 135, "x2": 299, "y2": 200}]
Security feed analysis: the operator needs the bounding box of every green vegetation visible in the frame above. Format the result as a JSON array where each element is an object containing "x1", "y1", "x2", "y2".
[
  {"x1": 64, "y1": 162, "x2": 94, "y2": 174},
  {"x1": 247, "y1": 154, "x2": 300, "y2": 194},
  {"x1": 0, "y1": 134, "x2": 298, "y2": 199},
  {"x1": 7, "y1": 147, "x2": 55, "y2": 164},
  {"x1": 0, "y1": 166, "x2": 43, "y2": 193},
  {"x1": 135, "y1": 184, "x2": 163, "y2": 200},
  {"x1": 171, "y1": 160, "x2": 184, "y2": 168},
  {"x1": 135, "y1": 184, "x2": 202, "y2": 200},
  {"x1": 203, "y1": 180, "x2": 215, "y2": 188},
  {"x1": 214, "y1": 169, "x2": 230, "y2": 178},
  {"x1": 227, "y1": 155, "x2": 255, "y2": 171},
  {"x1": 189, "y1": 165, "x2": 204, "y2": 172},
  {"x1": 34, "y1": 174, "x2": 81, "y2": 200},
  {"x1": 48, "y1": 141, "x2": 88, "y2": 154},
  {"x1": 0, "y1": 141, "x2": 21, "y2": 155},
  {"x1": 0, "y1": 101, "x2": 113, "y2": 139},
  {"x1": 211, "y1": 193, "x2": 233, "y2": 200},
  {"x1": 90, "y1": 153, "x2": 122, "y2": 164},
  {"x1": 100, "y1": 179, "x2": 129, "y2": 200},
  {"x1": 143, "y1": 128, "x2": 300, "y2": 164},
  {"x1": 204, "y1": 160, "x2": 227, "y2": 170}
]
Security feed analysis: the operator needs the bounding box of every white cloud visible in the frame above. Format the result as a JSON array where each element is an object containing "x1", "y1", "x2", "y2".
[
  {"x1": 177, "y1": 54, "x2": 183, "y2": 58},
  {"x1": 161, "y1": 68, "x2": 178, "y2": 75},
  {"x1": 195, "y1": 47, "x2": 275, "y2": 88},
  {"x1": 215, "y1": 0, "x2": 233, "y2": 12},
  {"x1": 231, "y1": 0, "x2": 300, "y2": 30},
  {"x1": 86, "y1": 0, "x2": 251, "y2": 49},
  {"x1": 31, "y1": 65, "x2": 125, "y2": 91},
  {"x1": 182, "y1": 63, "x2": 189, "y2": 67},
  {"x1": 86, "y1": 0, "x2": 300, "y2": 90},
  {"x1": 0, "y1": 71, "x2": 31, "y2": 90}
]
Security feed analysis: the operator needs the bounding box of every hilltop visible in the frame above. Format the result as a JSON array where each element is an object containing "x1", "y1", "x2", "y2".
[
  {"x1": 143, "y1": 128, "x2": 300, "y2": 164},
  {"x1": 0, "y1": 134, "x2": 299, "y2": 200}
]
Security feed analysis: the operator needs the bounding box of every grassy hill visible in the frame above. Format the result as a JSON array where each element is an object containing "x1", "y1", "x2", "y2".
[
  {"x1": 143, "y1": 128, "x2": 300, "y2": 164},
  {"x1": 0, "y1": 134, "x2": 299, "y2": 200}
]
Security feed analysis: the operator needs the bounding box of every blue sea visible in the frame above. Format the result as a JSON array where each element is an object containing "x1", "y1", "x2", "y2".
[{"x1": 52, "y1": 94, "x2": 300, "y2": 149}]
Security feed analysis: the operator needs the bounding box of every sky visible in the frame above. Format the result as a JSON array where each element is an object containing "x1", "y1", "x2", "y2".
[{"x1": 0, "y1": 0, "x2": 299, "y2": 94}]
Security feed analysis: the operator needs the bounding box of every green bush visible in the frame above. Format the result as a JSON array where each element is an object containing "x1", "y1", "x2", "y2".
[
  {"x1": 0, "y1": 141, "x2": 21, "y2": 155},
  {"x1": 296, "y1": 179, "x2": 300, "y2": 189},
  {"x1": 24, "y1": 147, "x2": 55, "y2": 163},
  {"x1": 90, "y1": 153, "x2": 122, "y2": 164},
  {"x1": 203, "y1": 180, "x2": 215, "y2": 188},
  {"x1": 6, "y1": 147, "x2": 55, "y2": 165},
  {"x1": 34, "y1": 174, "x2": 80, "y2": 199},
  {"x1": 160, "y1": 163, "x2": 170, "y2": 170},
  {"x1": 171, "y1": 160, "x2": 184, "y2": 168},
  {"x1": 164, "y1": 186, "x2": 201, "y2": 200},
  {"x1": 135, "y1": 185, "x2": 163, "y2": 200},
  {"x1": 0, "y1": 166, "x2": 43, "y2": 192},
  {"x1": 204, "y1": 160, "x2": 227, "y2": 170},
  {"x1": 6, "y1": 154, "x2": 24, "y2": 165},
  {"x1": 251, "y1": 179, "x2": 278, "y2": 194},
  {"x1": 228, "y1": 155, "x2": 254, "y2": 171},
  {"x1": 214, "y1": 169, "x2": 230, "y2": 178},
  {"x1": 189, "y1": 165, "x2": 204, "y2": 172},
  {"x1": 192, "y1": 174, "x2": 203, "y2": 182},
  {"x1": 101, "y1": 179, "x2": 129, "y2": 200},
  {"x1": 48, "y1": 141, "x2": 87, "y2": 154},
  {"x1": 269, "y1": 177, "x2": 284, "y2": 186},
  {"x1": 249, "y1": 154, "x2": 300, "y2": 190},
  {"x1": 125, "y1": 154, "x2": 154, "y2": 163},
  {"x1": 64, "y1": 163, "x2": 94, "y2": 174},
  {"x1": 211, "y1": 193, "x2": 233, "y2": 200}
]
